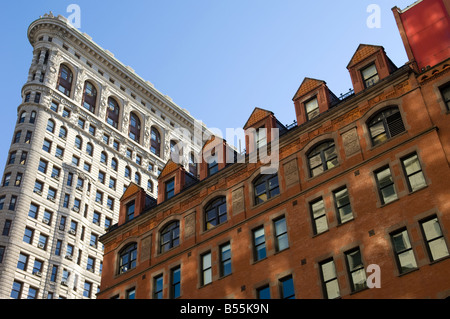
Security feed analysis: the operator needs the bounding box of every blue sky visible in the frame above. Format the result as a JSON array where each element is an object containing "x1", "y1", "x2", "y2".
[{"x1": 0, "y1": 0, "x2": 415, "y2": 176}]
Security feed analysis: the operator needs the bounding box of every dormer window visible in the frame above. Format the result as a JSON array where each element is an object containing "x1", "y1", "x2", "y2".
[
  {"x1": 305, "y1": 97, "x2": 320, "y2": 121},
  {"x1": 165, "y1": 178, "x2": 175, "y2": 200},
  {"x1": 255, "y1": 126, "x2": 267, "y2": 150},
  {"x1": 207, "y1": 151, "x2": 219, "y2": 177},
  {"x1": 361, "y1": 64, "x2": 379, "y2": 88},
  {"x1": 126, "y1": 201, "x2": 135, "y2": 222}
]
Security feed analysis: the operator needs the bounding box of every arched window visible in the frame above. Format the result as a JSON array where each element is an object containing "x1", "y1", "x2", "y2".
[
  {"x1": 129, "y1": 112, "x2": 141, "y2": 143},
  {"x1": 170, "y1": 140, "x2": 182, "y2": 163},
  {"x1": 86, "y1": 143, "x2": 93, "y2": 156},
  {"x1": 254, "y1": 174, "x2": 280, "y2": 205},
  {"x1": 204, "y1": 197, "x2": 227, "y2": 230},
  {"x1": 125, "y1": 166, "x2": 131, "y2": 179},
  {"x1": 135, "y1": 172, "x2": 141, "y2": 186},
  {"x1": 30, "y1": 111, "x2": 36, "y2": 124},
  {"x1": 100, "y1": 151, "x2": 108, "y2": 164},
  {"x1": 19, "y1": 112, "x2": 27, "y2": 124},
  {"x1": 106, "y1": 97, "x2": 120, "y2": 129},
  {"x1": 57, "y1": 65, "x2": 73, "y2": 97},
  {"x1": 160, "y1": 221, "x2": 180, "y2": 253},
  {"x1": 111, "y1": 158, "x2": 118, "y2": 171},
  {"x1": 82, "y1": 81, "x2": 97, "y2": 114},
  {"x1": 118, "y1": 243, "x2": 137, "y2": 274},
  {"x1": 150, "y1": 127, "x2": 161, "y2": 157},
  {"x1": 75, "y1": 136, "x2": 83, "y2": 150},
  {"x1": 59, "y1": 126, "x2": 67, "y2": 139},
  {"x1": 368, "y1": 107, "x2": 405, "y2": 146},
  {"x1": 46, "y1": 119, "x2": 55, "y2": 133},
  {"x1": 307, "y1": 140, "x2": 338, "y2": 177}
]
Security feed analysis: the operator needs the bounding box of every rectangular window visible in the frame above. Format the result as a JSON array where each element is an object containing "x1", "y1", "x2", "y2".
[
  {"x1": 28, "y1": 203, "x2": 39, "y2": 219},
  {"x1": 165, "y1": 178, "x2": 175, "y2": 200},
  {"x1": 420, "y1": 216, "x2": 449, "y2": 262},
  {"x1": 310, "y1": 198, "x2": 328, "y2": 235},
  {"x1": 255, "y1": 126, "x2": 267, "y2": 150},
  {"x1": 126, "y1": 288, "x2": 135, "y2": 299},
  {"x1": 170, "y1": 266, "x2": 181, "y2": 299},
  {"x1": 42, "y1": 139, "x2": 52, "y2": 153},
  {"x1": 401, "y1": 153, "x2": 427, "y2": 192},
  {"x1": 319, "y1": 259, "x2": 340, "y2": 299},
  {"x1": 3, "y1": 173, "x2": 11, "y2": 187},
  {"x1": 256, "y1": 285, "x2": 271, "y2": 299},
  {"x1": 390, "y1": 229, "x2": 417, "y2": 273},
  {"x1": 153, "y1": 275, "x2": 164, "y2": 299},
  {"x1": 375, "y1": 166, "x2": 398, "y2": 205},
  {"x1": 279, "y1": 275, "x2": 295, "y2": 299},
  {"x1": 83, "y1": 281, "x2": 92, "y2": 298},
  {"x1": 2, "y1": 220, "x2": 12, "y2": 236},
  {"x1": 10, "y1": 281, "x2": 23, "y2": 299},
  {"x1": 333, "y1": 187, "x2": 353, "y2": 224},
  {"x1": 219, "y1": 243, "x2": 232, "y2": 277},
  {"x1": 9, "y1": 196, "x2": 17, "y2": 211},
  {"x1": 201, "y1": 252, "x2": 212, "y2": 286},
  {"x1": 361, "y1": 63, "x2": 379, "y2": 88},
  {"x1": 274, "y1": 217, "x2": 289, "y2": 252},
  {"x1": 345, "y1": 248, "x2": 367, "y2": 292},
  {"x1": 23, "y1": 227, "x2": 34, "y2": 244},
  {"x1": 126, "y1": 201, "x2": 135, "y2": 222},
  {"x1": 439, "y1": 82, "x2": 450, "y2": 110},
  {"x1": 305, "y1": 97, "x2": 320, "y2": 121},
  {"x1": 253, "y1": 226, "x2": 267, "y2": 261},
  {"x1": 17, "y1": 253, "x2": 28, "y2": 271}
]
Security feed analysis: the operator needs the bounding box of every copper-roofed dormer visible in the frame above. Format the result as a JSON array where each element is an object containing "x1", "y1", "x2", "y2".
[
  {"x1": 347, "y1": 44, "x2": 397, "y2": 94},
  {"x1": 293, "y1": 78, "x2": 339, "y2": 126},
  {"x1": 157, "y1": 159, "x2": 198, "y2": 204},
  {"x1": 199, "y1": 135, "x2": 237, "y2": 180}
]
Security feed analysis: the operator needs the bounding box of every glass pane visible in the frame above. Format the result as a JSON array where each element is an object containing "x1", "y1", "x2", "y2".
[
  {"x1": 422, "y1": 218, "x2": 443, "y2": 240},
  {"x1": 324, "y1": 146, "x2": 336, "y2": 161},
  {"x1": 311, "y1": 200, "x2": 325, "y2": 218},
  {"x1": 393, "y1": 231, "x2": 411, "y2": 252},
  {"x1": 339, "y1": 205, "x2": 353, "y2": 223},
  {"x1": 256, "y1": 245, "x2": 267, "y2": 260},
  {"x1": 258, "y1": 286, "x2": 271, "y2": 299},
  {"x1": 321, "y1": 261, "x2": 337, "y2": 282},
  {"x1": 370, "y1": 121, "x2": 385, "y2": 138},
  {"x1": 277, "y1": 233, "x2": 289, "y2": 251},
  {"x1": 409, "y1": 172, "x2": 426, "y2": 192},
  {"x1": 202, "y1": 254, "x2": 211, "y2": 269},
  {"x1": 281, "y1": 277, "x2": 295, "y2": 299},
  {"x1": 254, "y1": 228, "x2": 265, "y2": 246},
  {"x1": 352, "y1": 269, "x2": 367, "y2": 291},
  {"x1": 403, "y1": 155, "x2": 421, "y2": 175},
  {"x1": 315, "y1": 216, "x2": 328, "y2": 234},
  {"x1": 309, "y1": 154, "x2": 322, "y2": 169},
  {"x1": 398, "y1": 250, "x2": 417, "y2": 272},
  {"x1": 347, "y1": 250, "x2": 363, "y2": 271},
  {"x1": 429, "y1": 238, "x2": 450, "y2": 261},
  {"x1": 312, "y1": 166, "x2": 324, "y2": 177},
  {"x1": 381, "y1": 185, "x2": 398, "y2": 204},
  {"x1": 203, "y1": 268, "x2": 212, "y2": 285},
  {"x1": 377, "y1": 168, "x2": 393, "y2": 188},
  {"x1": 221, "y1": 244, "x2": 231, "y2": 260},
  {"x1": 305, "y1": 98, "x2": 319, "y2": 113},
  {"x1": 255, "y1": 183, "x2": 266, "y2": 196},
  {"x1": 275, "y1": 218, "x2": 287, "y2": 235},
  {"x1": 362, "y1": 64, "x2": 378, "y2": 80},
  {"x1": 325, "y1": 280, "x2": 340, "y2": 299},
  {"x1": 335, "y1": 189, "x2": 349, "y2": 207},
  {"x1": 269, "y1": 176, "x2": 279, "y2": 189}
]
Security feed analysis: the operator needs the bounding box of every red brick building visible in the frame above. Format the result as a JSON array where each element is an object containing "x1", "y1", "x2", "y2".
[{"x1": 98, "y1": 0, "x2": 450, "y2": 300}]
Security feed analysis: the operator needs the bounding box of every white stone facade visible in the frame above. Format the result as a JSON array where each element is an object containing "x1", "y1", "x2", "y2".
[{"x1": 0, "y1": 13, "x2": 207, "y2": 299}]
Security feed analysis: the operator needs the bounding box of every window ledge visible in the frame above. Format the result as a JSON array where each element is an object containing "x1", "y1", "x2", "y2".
[
  {"x1": 429, "y1": 254, "x2": 450, "y2": 266},
  {"x1": 397, "y1": 267, "x2": 420, "y2": 277}
]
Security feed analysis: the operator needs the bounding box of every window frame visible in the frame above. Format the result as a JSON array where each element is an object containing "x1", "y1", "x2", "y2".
[
  {"x1": 374, "y1": 165, "x2": 398, "y2": 205},
  {"x1": 367, "y1": 107, "x2": 405, "y2": 147},
  {"x1": 390, "y1": 228, "x2": 418, "y2": 274},
  {"x1": 253, "y1": 173, "x2": 280, "y2": 205},
  {"x1": 118, "y1": 243, "x2": 137, "y2": 274},
  {"x1": 160, "y1": 220, "x2": 180, "y2": 253},
  {"x1": 419, "y1": 215, "x2": 449, "y2": 263},
  {"x1": 400, "y1": 153, "x2": 427, "y2": 193},
  {"x1": 204, "y1": 197, "x2": 227, "y2": 231},
  {"x1": 307, "y1": 140, "x2": 338, "y2": 178}
]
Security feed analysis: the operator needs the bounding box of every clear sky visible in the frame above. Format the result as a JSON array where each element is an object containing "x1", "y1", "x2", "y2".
[{"x1": 0, "y1": 0, "x2": 416, "y2": 177}]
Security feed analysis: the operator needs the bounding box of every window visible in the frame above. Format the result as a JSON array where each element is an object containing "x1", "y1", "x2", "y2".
[
  {"x1": 345, "y1": 248, "x2": 367, "y2": 292},
  {"x1": 119, "y1": 243, "x2": 137, "y2": 274},
  {"x1": 126, "y1": 288, "x2": 136, "y2": 299},
  {"x1": 129, "y1": 112, "x2": 141, "y2": 143},
  {"x1": 201, "y1": 252, "x2": 212, "y2": 286},
  {"x1": 274, "y1": 217, "x2": 289, "y2": 252},
  {"x1": 23, "y1": 228, "x2": 34, "y2": 244},
  {"x1": 42, "y1": 139, "x2": 51, "y2": 153},
  {"x1": 55, "y1": 146, "x2": 64, "y2": 160},
  {"x1": 24, "y1": 131, "x2": 32, "y2": 144},
  {"x1": 420, "y1": 216, "x2": 449, "y2": 262},
  {"x1": 82, "y1": 81, "x2": 97, "y2": 113},
  {"x1": 253, "y1": 226, "x2": 266, "y2": 261},
  {"x1": 333, "y1": 186, "x2": 354, "y2": 224},
  {"x1": 111, "y1": 158, "x2": 118, "y2": 171},
  {"x1": 20, "y1": 151, "x2": 28, "y2": 165},
  {"x1": 257, "y1": 285, "x2": 271, "y2": 299},
  {"x1": 107, "y1": 197, "x2": 114, "y2": 211},
  {"x1": 150, "y1": 127, "x2": 161, "y2": 157},
  {"x1": 124, "y1": 166, "x2": 131, "y2": 179},
  {"x1": 34, "y1": 92, "x2": 41, "y2": 103},
  {"x1": 50, "y1": 101, "x2": 59, "y2": 112},
  {"x1": 126, "y1": 201, "x2": 135, "y2": 222},
  {"x1": 160, "y1": 221, "x2": 180, "y2": 253},
  {"x1": 59, "y1": 126, "x2": 67, "y2": 139},
  {"x1": 390, "y1": 229, "x2": 417, "y2": 274},
  {"x1": 13, "y1": 131, "x2": 23, "y2": 144},
  {"x1": 95, "y1": 191, "x2": 103, "y2": 204},
  {"x1": 305, "y1": 97, "x2": 320, "y2": 121},
  {"x1": 170, "y1": 266, "x2": 181, "y2": 299},
  {"x1": 253, "y1": 174, "x2": 280, "y2": 205},
  {"x1": 361, "y1": 63, "x2": 379, "y2": 88},
  {"x1": 83, "y1": 281, "x2": 92, "y2": 298},
  {"x1": 8, "y1": 151, "x2": 16, "y2": 165},
  {"x1": 19, "y1": 112, "x2": 27, "y2": 123},
  {"x1": 62, "y1": 108, "x2": 71, "y2": 118},
  {"x1": 46, "y1": 119, "x2": 55, "y2": 133},
  {"x1": 14, "y1": 173, "x2": 23, "y2": 187},
  {"x1": 34, "y1": 180, "x2": 43, "y2": 194},
  {"x1": 401, "y1": 153, "x2": 427, "y2": 192},
  {"x1": 280, "y1": 275, "x2": 295, "y2": 299},
  {"x1": 2, "y1": 220, "x2": 11, "y2": 236},
  {"x1": 57, "y1": 65, "x2": 73, "y2": 96},
  {"x1": 9, "y1": 196, "x2": 17, "y2": 211},
  {"x1": 106, "y1": 97, "x2": 120, "y2": 129},
  {"x1": 30, "y1": 111, "x2": 36, "y2": 124},
  {"x1": 189, "y1": 153, "x2": 197, "y2": 176},
  {"x1": 28, "y1": 203, "x2": 39, "y2": 219},
  {"x1": 165, "y1": 178, "x2": 175, "y2": 200},
  {"x1": 375, "y1": 166, "x2": 398, "y2": 205},
  {"x1": 153, "y1": 275, "x2": 164, "y2": 299},
  {"x1": 135, "y1": 172, "x2": 141, "y2": 185},
  {"x1": 86, "y1": 143, "x2": 93, "y2": 156},
  {"x1": 17, "y1": 253, "x2": 28, "y2": 271},
  {"x1": 307, "y1": 140, "x2": 338, "y2": 177},
  {"x1": 100, "y1": 152, "x2": 108, "y2": 164},
  {"x1": 440, "y1": 82, "x2": 450, "y2": 110},
  {"x1": 10, "y1": 281, "x2": 23, "y2": 299},
  {"x1": 204, "y1": 197, "x2": 227, "y2": 230},
  {"x1": 0, "y1": 196, "x2": 5, "y2": 210},
  {"x1": 319, "y1": 259, "x2": 340, "y2": 299},
  {"x1": 75, "y1": 136, "x2": 82, "y2": 149},
  {"x1": 368, "y1": 107, "x2": 405, "y2": 146},
  {"x1": 219, "y1": 243, "x2": 232, "y2": 277},
  {"x1": 2, "y1": 173, "x2": 11, "y2": 187},
  {"x1": 310, "y1": 198, "x2": 328, "y2": 235}
]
